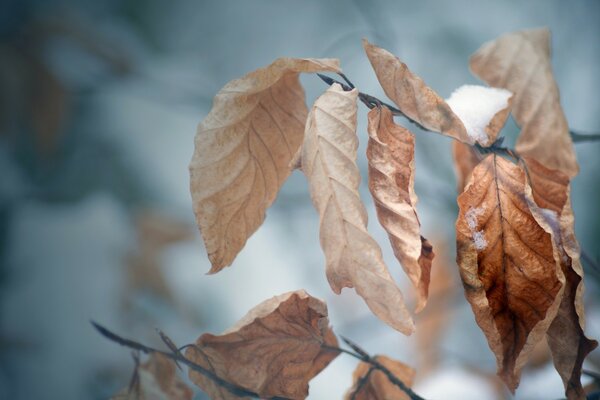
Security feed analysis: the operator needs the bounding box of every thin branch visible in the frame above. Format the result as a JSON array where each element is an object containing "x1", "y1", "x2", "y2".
[
  {"x1": 571, "y1": 130, "x2": 600, "y2": 143},
  {"x1": 92, "y1": 322, "x2": 289, "y2": 400}
]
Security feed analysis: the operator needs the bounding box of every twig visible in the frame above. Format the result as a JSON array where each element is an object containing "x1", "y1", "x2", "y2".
[
  {"x1": 322, "y1": 338, "x2": 426, "y2": 400},
  {"x1": 571, "y1": 130, "x2": 600, "y2": 143},
  {"x1": 92, "y1": 322, "x2": 289, "y2": 400}
]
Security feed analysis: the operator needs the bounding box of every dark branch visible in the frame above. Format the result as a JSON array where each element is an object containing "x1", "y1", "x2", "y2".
[
  {"x1": 92, "y1": 321, "x2": 290, "y2": 400},
  {"x1": 571, "y1": 130, "x2": 600, "y2": 143}
]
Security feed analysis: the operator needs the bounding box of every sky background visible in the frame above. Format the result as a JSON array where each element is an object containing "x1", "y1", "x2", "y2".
[{"x1": 1, "y1": 1, "x2": 600, "y2": 399}]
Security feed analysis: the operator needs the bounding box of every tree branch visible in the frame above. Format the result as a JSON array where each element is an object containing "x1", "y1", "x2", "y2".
[{"x1": 571, "y1": 130, "x2": 600, "y2": 143}]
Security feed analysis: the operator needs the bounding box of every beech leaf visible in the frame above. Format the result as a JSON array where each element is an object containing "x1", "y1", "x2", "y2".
[
  {"x1": 345, "y1": 355, "x2": 415, "y2": 400},
  {"x1": 455, "y1": 154, "x2": 564, "y2": 392},
  {"x1": 524, "y1": 157, "x2": 598, "y2": 399},
  {"x1": 301, "y1": 83, "x2": 414, "y2": 334},
  {"x1": 366, "y1": 106, "x2": 434, "y2": 312},
  {"x1": 470, "y1": 28, "x2": 578, "y2": 177},
  {"x1": 362, "y1": 39, "x2": 473, "y2": 145},
  {"x1": 185, "y1": 290, "x2": 338, "y2": 399},
  {"x1": 451, "y1": 141, "x2": 481, "y2": 193},
  {"x1": 190, "y1": 58, "x2": 340, "y2": 272},
  {"x1": 112, "y1": 354, "x2": 193, "y2": 400}
]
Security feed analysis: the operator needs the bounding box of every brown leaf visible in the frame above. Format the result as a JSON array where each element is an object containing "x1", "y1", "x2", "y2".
[
  {"x1": 345, "y1": 355, "x2": 415, "y2": 400},
  {"x1": 185, "y1": 290, "x2": 338, "y2": 399},
  {"x1": 455, "y1": 154, "x2": 564, "y2": 392},
  {"x1": 524, "y1": 157, "x2": 598, "y2": 399},
  {"x1": 301, "y1": 83, "x2": 414, "y2": 334},
  {"x1": 113, "y1": 354, "x2": 193, "y2": 400},
  {"x1": 452, "y1": 141, "x2": 482, "y2": 193},
  {"x1": 470, "y1": 28, "x2": 578, "y2": 177},
  {"x1": 362, "y1": 39, "x2": 473, "y2": 145},
  {"x1": 366, "y1": 106, "x2": 434, "y2": 313},
  {"x1": 189, "y1": 58, "x2": 340, "y2": 272}
]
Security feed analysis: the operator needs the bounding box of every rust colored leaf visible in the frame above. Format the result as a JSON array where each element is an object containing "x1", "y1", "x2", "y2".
[
  {"x1": 452, "y1": 141, "x2": 482, "y2": 193},
  {"x1": 524, "y1": 157, "x2": 598, "y2": 399},
  {"x1": 113, "y1": 354, "x2": 193, "y2": 400},
  {"x1": 470, "y1": 28, "x2": 578, "y2": 177},
  {"x1": 366, "y1": 106, "x2": 434, "y2": 313},
  {"x1": 301, "y1": 84, "x2": 414, "y2": 334},
  {"x1": 456, "y1": 154, "x2": 564, "y2": 392},
  {"x1": 185, "y1": 290, "x2": 338, "y2": 400},
  {"x1": 189, "y1": 58, "x2": 340, "y2": 272},
  {"x1": 345, "y1": 355, "x2": 415, "y2": 400},
  {"x1": 362, "y1": 39, "x2": 472, "y2": 145}
]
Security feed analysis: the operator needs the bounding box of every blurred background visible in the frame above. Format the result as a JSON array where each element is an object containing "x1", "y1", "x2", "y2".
[{"x1": 1, "y1": 0, "x2": 599, "y2": 399}]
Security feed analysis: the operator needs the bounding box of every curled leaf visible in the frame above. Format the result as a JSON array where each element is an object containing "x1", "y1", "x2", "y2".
[
  {"x1": 190, "y1": 58, "x2": 340, "y2": 272},
  {"x1": 345, "y1": 355, "x2": 415, "y2": 400},
  {"x1": 366, "y1": 106, "x2": 434, "y2": 312},
  {"x1": 452, "y1": 141, "x2": 481, "y2": 193},
  {"x1": 362, "y1": 39, "x2": 472, "y2": 145},
  {"x1": 456, "y1": 154, "x2": 564, "y2": 391},
  {"x1": 112, "y1": 354, "x2": 193, "y2": 400},
  {"x1": 470, "y1": 28, "x2": 578, "y2": 176},
  {"x1": 301, "y1": 83, "x2": 414, "y2": 334},
  {"x1": 185, "y1": 290, "x2": 338, "y2": 399}
]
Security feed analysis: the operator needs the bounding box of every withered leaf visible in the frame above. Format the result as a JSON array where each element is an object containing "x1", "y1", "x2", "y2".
[
  {"x1": 345, "y1": 355, "x2": 415, "y2": 400},
  {"x1": 524, "y1": 157, "x2": 598, "y2": 399},
  {"x1": 185, "y1": 290, "x2": 338, "y2": 400},
  {"x1": 366, "y1": 106, "x2": 434, "y2": 313},
  {"x1": 112, "y1": 354, "x2": 193, "y2": 400},
  {"x1": 190, "y1": 58, "x2": 340, "y2": 272},
  {"x1": 301, "y1": 83, "x2": 414, "y2": 334},
  {"x1": 456, "y1": 154, "x2": 564, "y2": 392},
  {"x1": 470, "y1": 28, "x2": 578, "y2": 177},
  {"x1": 452, "y1": 141, "x2": 482, "y2": 193},
  {"x1": 362, "y1": 39, "x2": 472, "y2": 145}
]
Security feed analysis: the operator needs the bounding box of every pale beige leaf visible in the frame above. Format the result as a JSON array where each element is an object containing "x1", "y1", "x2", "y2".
[
  {"x1": 362, "y1": 39, "x2": 472, "y2": 145},
  {"x1": 470, "y1": 28, "x2": 578, "y2": 176},
  {"x1": 185, "y1": 290, "x2": 338, "y2": 400},
  {"x1": 345, "y1": 355, "x2": 415, "y2": 400},
  {"x1": 301, "y1": 83, "x2": 414, "y2": 334},
  {"x1": 112, "y1": 354, "x2": 193, "y2": 400},
  {"x1": 456, "y1": 154, "x2": 564, "y2": 392},
  {"x1": 524, "y1": 157, "x2": 598, "y2": 399},
  {"x1": 190, "y1": 58, "x2": 340, "y2": 272},
  {"x1": 366, "y1": 106, "x2": 434, "y2": 313}
]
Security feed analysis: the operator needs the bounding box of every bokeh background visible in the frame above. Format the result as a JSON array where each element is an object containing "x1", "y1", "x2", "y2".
[{"x1": 1, "y1": 1, "x2": 600, "y2": 399}]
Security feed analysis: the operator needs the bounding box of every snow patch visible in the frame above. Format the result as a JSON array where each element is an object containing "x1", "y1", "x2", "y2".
[
  {"x1": 446, "y1": 85, "x2": 512, "y2": 145},
  {"x1": 466, "y1": 206, "x2": 487, "y2": 250}
]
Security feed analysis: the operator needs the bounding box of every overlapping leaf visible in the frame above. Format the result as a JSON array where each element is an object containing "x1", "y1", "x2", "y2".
[
  {"x1": 470, "y1": 28, "x2": 578, "y2": 177},
  {"x1": 112, "y1": 354, "x2": 193, "y2": 400},
  {"x1": 456, "y1": 154, "x2": 564, "y2": 391},
  {"x1": 190, "y1": 58, "x2": 340, "y2": 272},
  {"x1": 452, "y1": 141, "x2": 481, "y2": 193},
  {"x1": 345, "y1": 356, "x2": 415, "y2": 400},
  {"x1": 185, "y1": 290, "x2": 338, "y2": 400},
  {"x1": 366, "y1": 106, "x2": 434, "y2": 312},
  {"x1": 301, "y1": 83, "x2": 414, "y2": 334}
]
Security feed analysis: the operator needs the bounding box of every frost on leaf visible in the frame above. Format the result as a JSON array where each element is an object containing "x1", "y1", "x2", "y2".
[
  {"x1": 366, "y1": 105, "x2": 434, "y2": 313},
  {"x1": 362, "y1": 39, "x2": 473, "y2": 145},
  {"x1": 345, "y1": 355, "x2": 415, "y2": 400},
  {"x1": 112, "y1": 354, "x2": 193, "y2": 400},
  {"x1": 456, "y1": 154, "x2": 564, "y2": 392},
  {"x1": 190, "y1": 58, "x2": 340, "y2": 272},
  {"x1": 445, "y1": 85, "x2": 513, "y2": 146},
  {"x1": 185, "y1": 290, "x2": 338, "y2": 400},
  {"x1": 301, "y1": 84, "x2": 414, "y2": 334},
  {"x1": 470, "y1": 28, "x2": 578, "y2": 177},
  {"x1": 524, "y1": 157, "x2": 598, "y2": 399}
]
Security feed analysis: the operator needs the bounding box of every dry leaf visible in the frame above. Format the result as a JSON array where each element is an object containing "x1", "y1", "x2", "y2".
[
  {"x1": 301, "y1": 83, "x2": 414, "y2": 334},
  {"x1": 362, "y1": 39, "x2": 472, "y2": 145},
  {"x1": 470, "y1": 28, "x2": 578, "y2": 177},
  {"x1": 345, "y1": 355, "x2": 415, "y2": 400},
  {"x1": 112, "y1": 354, "x2": 193, "y2": 400},
  {"x1": 456, "y1": 154, "x2": 564, "y2": 391},
  {"x1": 185, "y1": 290, "x2": 338, "y2": 399},
  {"x1": 189, "y1": 58, "x2": 340, "y2": 272},
  {"x1": 366, "y1": 106, "x2": 434, "y2": 313},
  {"x1": 452, "y1": 141, "x2": 482, "y2": 193},
  {"x1": 524, "y1": 157, "x2": 598, "y2": 399}
]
